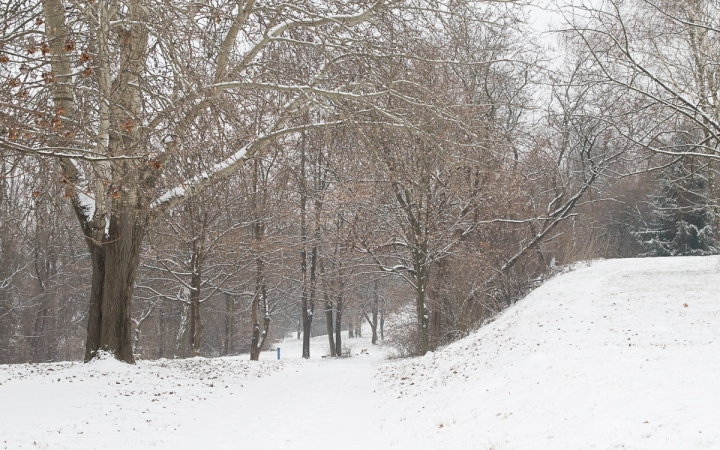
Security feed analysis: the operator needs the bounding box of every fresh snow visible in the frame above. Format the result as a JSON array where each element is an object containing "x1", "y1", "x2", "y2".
[
  {"x1": 376, "y1": 256, "x2": 720, "y2": 449},
  {"x1": 150, "y1": 146, "x2": 248, "y2": 209},
  {"x1": 2, "y1": 256, "x2": 720, "y2": 449}
]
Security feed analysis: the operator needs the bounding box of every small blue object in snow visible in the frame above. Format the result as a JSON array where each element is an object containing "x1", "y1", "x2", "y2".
[{"x1": 277, "y1": 347, "x2": 280, "y2": 360}]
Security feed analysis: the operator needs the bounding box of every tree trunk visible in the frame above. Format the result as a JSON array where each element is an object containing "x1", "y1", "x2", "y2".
[
  {"x1": 365, "y1": 285, "x2": 379, "y2": 345},
  {"x1": 324, "y1": 294, "x2": 335, "y2": 357},
  {"x1": 175, "y1": 301, "x2": 190, "y2": 358},
  {"x1": 299, "y1": 143, "x2": 312, "y2": 358},
  {"x1": 30, "y1": 222, "x2": 55, "y2": 361},
  {"x1": 415, "y1": 249, "x2": 430, "y2": 355},
  {"x1": 83, "y1": 241, "x2": 105, "y2": 361},
  {"x1": 84, "y1": 208, "x2": 147, "y2": 363},
  {"x1": 189, "y1": 283, "x2": 202, "y2": 357},
  {"x1": 250, "y1": 248, "x2": 270, "y2": 361},
  {"x1": 380, "y1": 305, "x2": 385, "y2": 341},
  {"x1": 417, "y1": 282, "x2": 429, "y2": 355},
  {"x1": 188, "y1": 238, "x2": 203, "y2": 357},
  {"x1": 301, "y1": 298, "x2": 313, "y2": 357},
  {"x1": 335, "y1": 296, "x2": 343, "y2": 357},
  {"x1": 431, "y1": 307, "x2": 441, "y2": 351},
  {"x1": 43, "y1": 0, "x2": 151, "y2": 365},
  {"x1": 302, "y1": 245, "x2": 317, "y2": 358},
  {"x1": 224, "y1": 293, "x2": 234, "y2": 355}
]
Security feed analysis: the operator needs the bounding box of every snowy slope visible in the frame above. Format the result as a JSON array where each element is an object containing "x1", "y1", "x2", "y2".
[
  {"x1": 1, "y1": 256, "x2": 720, "y2": 449},
  {"x1": 377, "y1": 256, "x2": 720, "y2": 449}
]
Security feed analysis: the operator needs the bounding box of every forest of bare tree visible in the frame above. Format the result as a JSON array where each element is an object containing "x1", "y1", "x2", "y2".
[{"x1": 1, "y1": 0, "x2": 718, "y2": 364}]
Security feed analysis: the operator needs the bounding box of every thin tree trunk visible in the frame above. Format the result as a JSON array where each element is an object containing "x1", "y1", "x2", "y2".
[
  {"x1": 189, "y1": 284, "x2": 202, "y2": 357},
  {"x1": 224, "y1": 293, "x2": 234, "y2": 355},
  {"x1": 175, "y1": 300, "x2": 190, "y2": 358},
  {"x1": 320, "y1": 259, "x2": 335, "y2": 356},
  {"x1": 417, "y1": 281, "x2": 429, "y2": 355},
  {"x1": 380, "y1": 304, "x2": 385, "y2": 341},
  {"x1": 301, "y1": 294, "x2": 313, "y2": 357},
  {"x1": 302, "y1": 245, "x2": 318, "y2": 358},
  {"x1": 250, "y1": 242, "x2": 270, "y2": 361},
  {"x1": 415, "y1": 247, "x2": 430, "y2": 355},
  {"x1": 188, "y1": 239, "x2": 203, "y2": 357},
  {"x1": 431, "y1": 307, "x2": 441, "y2": 350},
  {"x1": 324, "y1": 293, "x2": 335, "y2": 357},
  {"x1": 299, "y1": 143, "x2": 312, "y2": 359},
  {"x1": 335, "y1": 294, "x2": 343, "y2": 357},
  {"x1": 250, "y1": 289, "x2": 261, "y2": 360},
  {"x1": 365, "y1": 282, "x2": 379, "y2": 345}
]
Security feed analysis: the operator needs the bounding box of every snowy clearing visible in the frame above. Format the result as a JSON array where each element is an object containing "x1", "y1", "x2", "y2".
[{"x1": 2, "y1": 256, "x2": 720, "y2": 449}]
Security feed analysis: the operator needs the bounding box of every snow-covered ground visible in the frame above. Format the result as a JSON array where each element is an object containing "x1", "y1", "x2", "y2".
[{"x1": 2, "y1": 256, "x2": 720, "y2": 449}]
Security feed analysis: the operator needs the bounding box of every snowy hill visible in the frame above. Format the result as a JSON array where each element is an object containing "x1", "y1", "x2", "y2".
[
  {"x1": 376, "y1": 256, "x2": 720, "y2": 449},
  {"x1": 1, "y1": 256, "x2": 719, "y2": 449}
]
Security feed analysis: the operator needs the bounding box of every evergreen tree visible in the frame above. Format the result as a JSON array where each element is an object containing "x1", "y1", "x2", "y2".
[{"x1": 636, "y1": 163, "x2": 719, "y2": 257}]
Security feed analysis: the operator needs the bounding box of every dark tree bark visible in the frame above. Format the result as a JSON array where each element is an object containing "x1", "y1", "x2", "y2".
[
  {"x1": 323, "y1": 278, "x2": 336, "y2": 357},
  {"x1": 302, "y1": 245, "x2": 318, "y2": 358},
  {"x1": 250, "y1": 229, "x2": 270, "y2": 361},
  {"x1": 84, "y1": 205, "x2": 148, "y2": 363},
  {"x1": 364, "y1": 281, "x2": 380, "y2": 345},
  {"x1": 335, "y1": 294, "x2": 343, "y2": 357},
  {"x1": 380, "y1": 305, "x2": 385, "y2": 341},
  {"x1": 188, "y1": 239, "x2": 203, "y2": 357},
  {"x1": 84, "y1": 242, "x2": 106, "y2": 361},
  {"x1": 430, "y1": 307, "x2": 441, "y2": 350},
  {"x1": 224, "y1": 293, "x2": 234, "y2": 355},
  {"x1": 299, "y1": 143, "x2": 312, "y2": 358}
]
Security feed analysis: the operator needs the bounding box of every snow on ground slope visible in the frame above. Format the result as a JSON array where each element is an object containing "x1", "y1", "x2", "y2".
[
  {"x1": 377, "y1": 256, "x2": 720, "y2": 449},
  {"x1": 1, "y1": 256, "x2": 720, "y2": 449},
  {"x1": 0, "y1": 355, "x2": 285, "y2": 449},
  {"x1": 0, "y1": 328, "x2": 388, "y2": 449}
]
